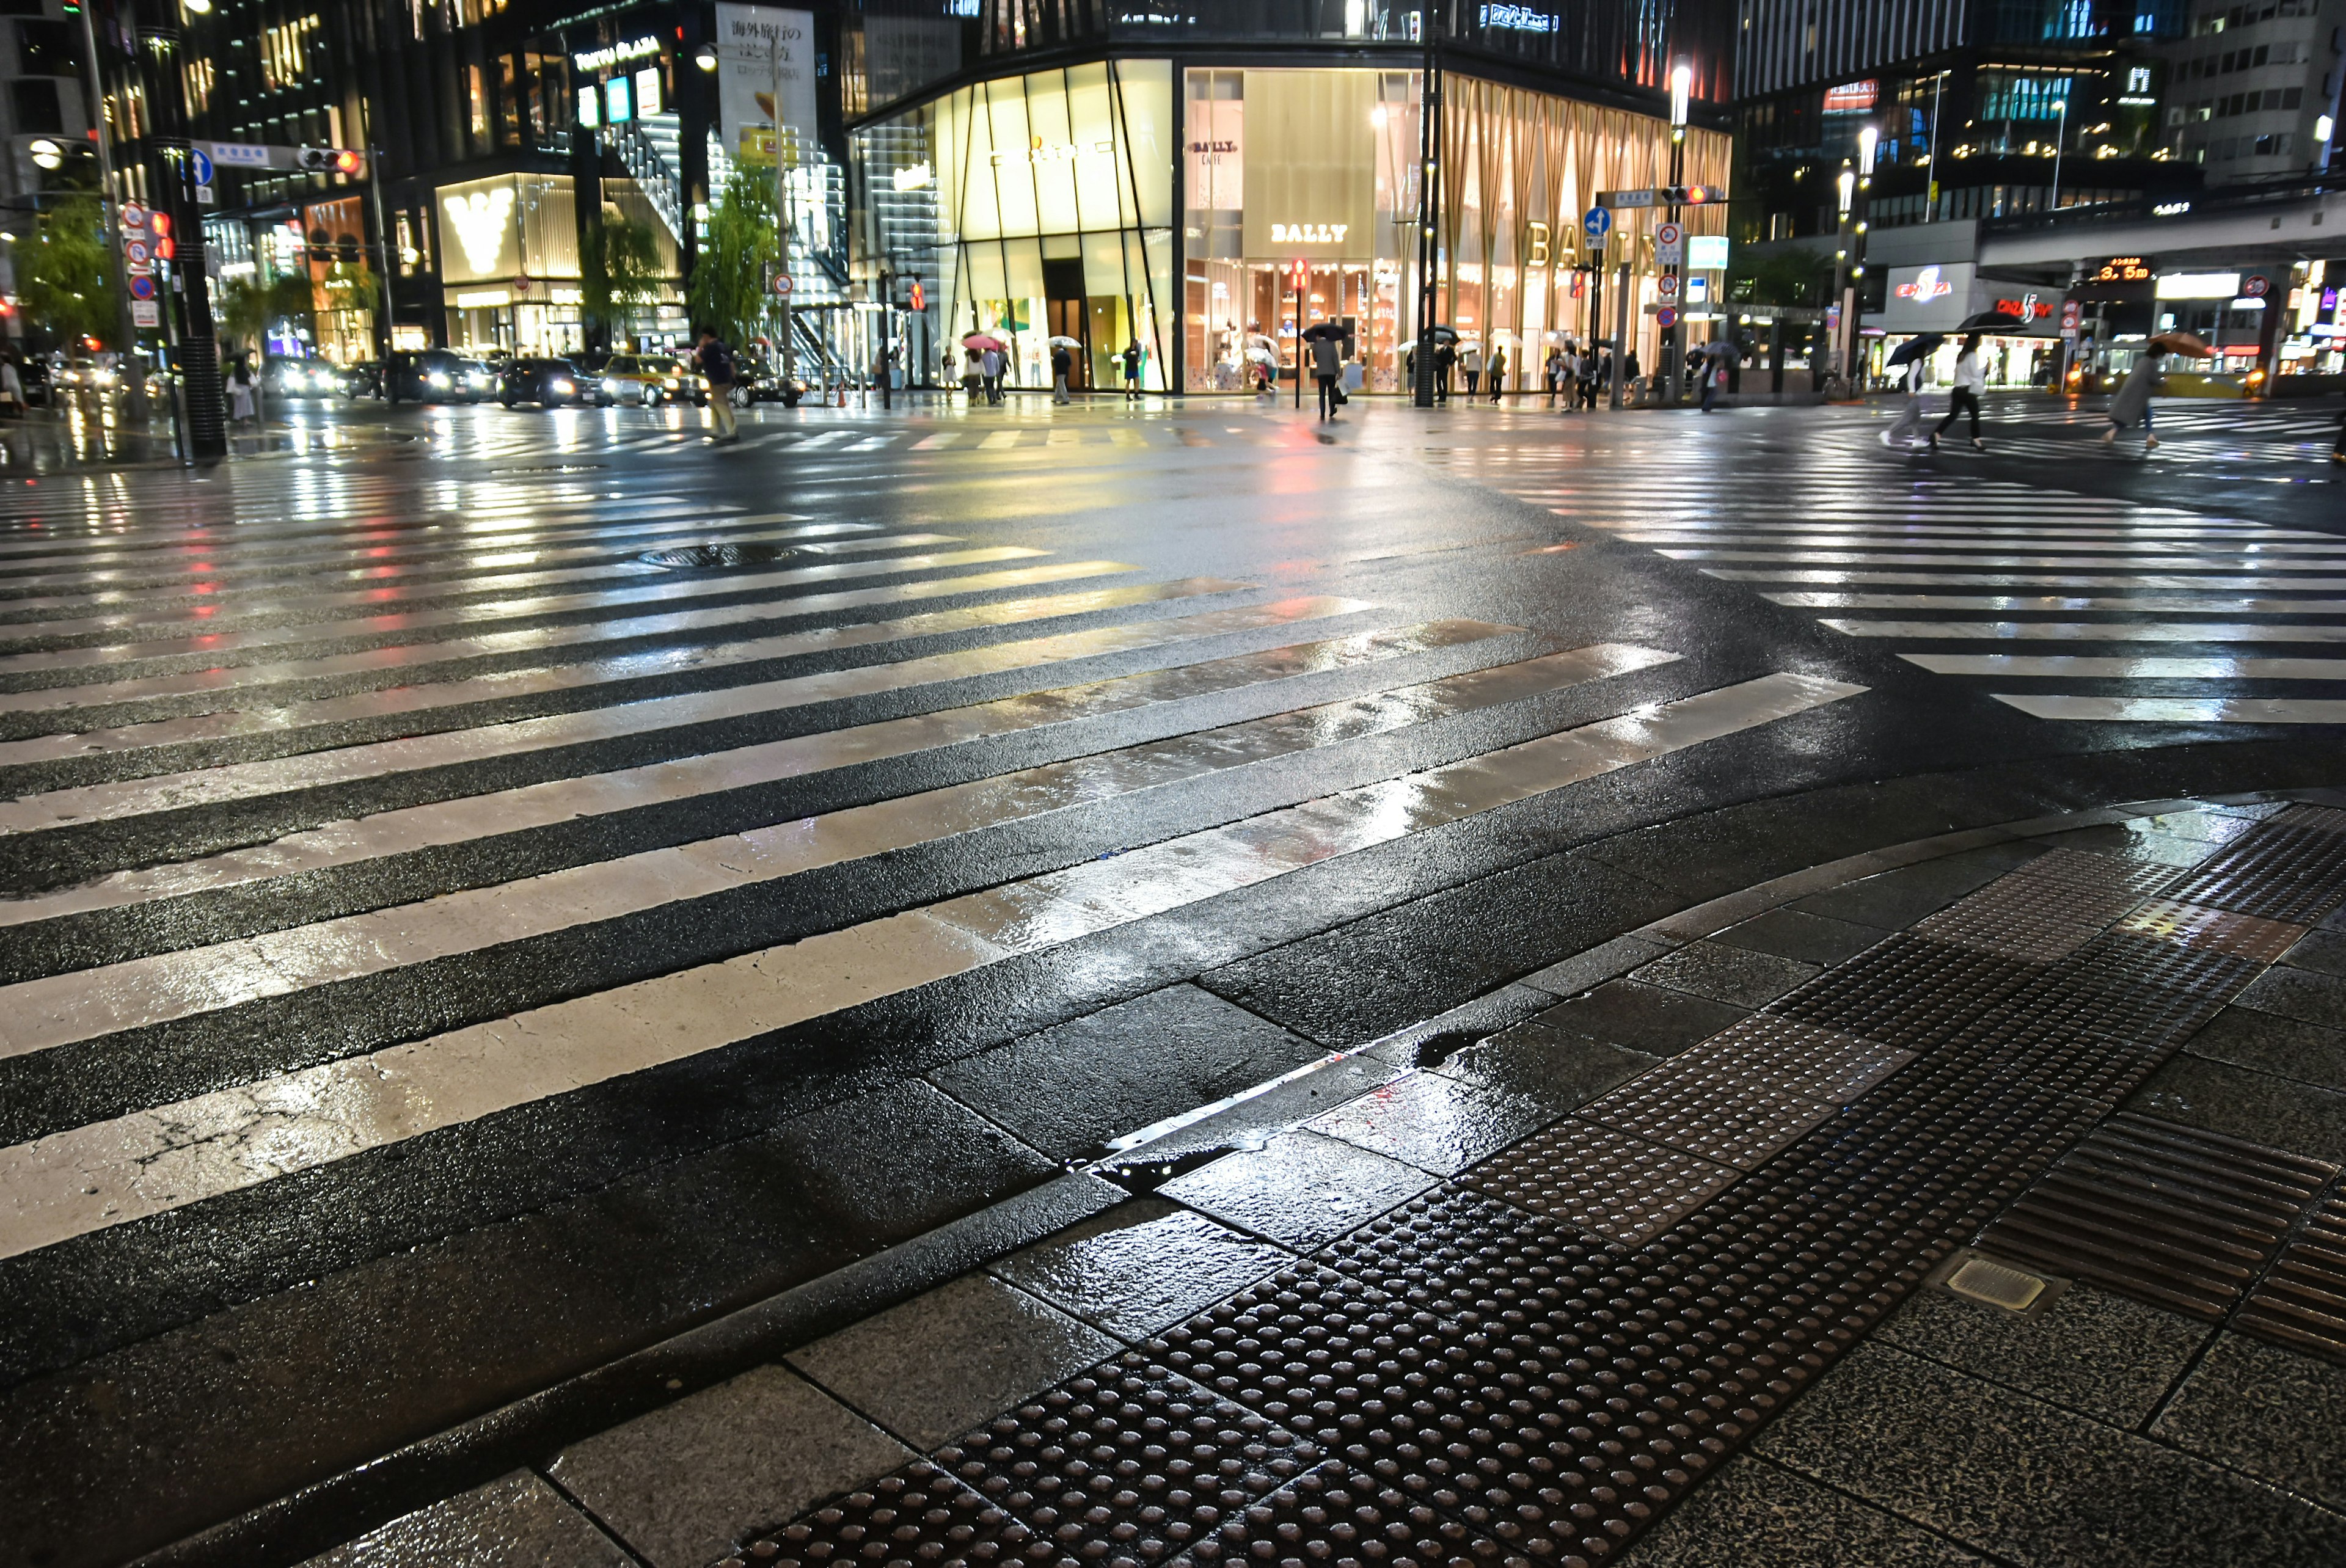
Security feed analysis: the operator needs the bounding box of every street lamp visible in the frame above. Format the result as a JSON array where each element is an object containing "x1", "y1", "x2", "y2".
[
  {"x1": 694, "y1": 42, "x2": 718, "y2": 71},
  {"x1": 1665, "y1": 57, "x2": 1691, "y2": 401}
]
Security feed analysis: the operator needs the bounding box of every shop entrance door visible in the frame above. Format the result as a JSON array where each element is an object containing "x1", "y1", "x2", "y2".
[{"x1": 1043, "y1": 259, "x2": 1090, "y2": 391}]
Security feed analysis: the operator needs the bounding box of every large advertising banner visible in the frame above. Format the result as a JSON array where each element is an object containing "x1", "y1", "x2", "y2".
[{"x1": 714, "y1": 5, "x2": 818, "y2": 160}]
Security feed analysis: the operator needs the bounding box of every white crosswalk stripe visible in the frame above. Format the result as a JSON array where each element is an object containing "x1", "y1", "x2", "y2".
[
  {"x1": 0, "y1": 477, "x2": 1863, "y2": 1268},
  {"x1": 1427, "y1": 442, "x2": 2346, "y2": 727}
]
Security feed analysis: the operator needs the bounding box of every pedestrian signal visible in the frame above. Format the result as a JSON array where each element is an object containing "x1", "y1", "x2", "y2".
[{"x1": 908, "y1": 279, "x2": 926, "y2": 312}]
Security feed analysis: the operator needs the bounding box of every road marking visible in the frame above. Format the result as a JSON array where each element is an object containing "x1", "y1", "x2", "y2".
[
  {"x1": 1902, "y1": 654, "x2": 2346, "y2": 679},
  {"x1": 0, "y1": 644, "x2": 1669, "y2": 1055},
  {"x1": 0, "y1": 671, "x2": 1860, "y2": 1262},
  {"x1": 1769, "y1": 593, "x2": 2346, "y2": 614},
  {"x1": 1823, "y1": 620, "x2": 2346, "y2": 643},
  {"x1": 912, "y1": 434, "x2": 961, "y2": 450},
  {"x1": 1667, "y1": 551, "x2": 2346, "y2": 572},
  {"x1": 1992, "y1": 695, "x2": 2346, "y2": 724},
  {"x1": 1708, "y1": 571, "x2": 2346, "y2": 590},
  {"x1": 0, "y1": 578, "x2": 1249, "y2": 768},
  {"x1": 0, "y1": 547, "x2": 1056, "y2": 676},
  {"x1": 0, "y1": 597, "x2": 1381, "y2": 834},
  {"x1": 979, "y1": 431, "x2": 1021, "y2": 448},
  {"x1": 0, "y1": 561, "x2": 1138, "y2": 717}
]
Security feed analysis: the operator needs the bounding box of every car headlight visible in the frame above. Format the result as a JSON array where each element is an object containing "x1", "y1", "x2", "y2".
[
  {"x1": 601, "y1": 377, "x2": 619, "y2": 393},
  {"x1": 550, "y1": 379, "x2": 573, "y2": 393},
  {"x1": 428, "y1": 372, "x2": 450, "y2": 388}
]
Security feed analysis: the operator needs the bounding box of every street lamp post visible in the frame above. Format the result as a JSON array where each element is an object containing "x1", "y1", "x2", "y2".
[
  {"x1": 1664, "y1": 59, "x2": 1689, "y2": 404},
  {"x1": 2050, "y1": 96, "x2": 2069, "y2": 214},
  {"x1": 1412, "y1": 2, "x2": 1443, "y2": 408},
  {"x1": 1849, "y1": 124, "x2": 1877, "y2": 388},
  {"x1": 1831, "y1": 162, "x2": 1855, "y2": 392}
]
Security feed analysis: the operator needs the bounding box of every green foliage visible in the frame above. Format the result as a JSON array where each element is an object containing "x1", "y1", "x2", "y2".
[
  {"x1": 579, "y1": 212, "x2": 664, "y2": 345},
  {"x1": 687, "y1": 170, "x2": 779, "y2": 348},
  {"x1": 18, "y1": 196, "x2": 118, "y2": 348},
  {"x1": 1728, "y1": 244, "x2": 1835, "y2": 308},
  {"x1": 213, "y1": 271, "x2": 316, "y2": 352}
]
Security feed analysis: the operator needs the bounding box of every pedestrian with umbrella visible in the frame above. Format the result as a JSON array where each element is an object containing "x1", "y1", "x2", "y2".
[
  {"x1": 1303, "y1": 322, "x2": 1346, "y2": 420},
  {"x1": 1929, "y1": 332, "x2": 1988, "y2": 450},
  {"x1": 2103, "y1": 332, "x2": 2201, "y2": 450},
  {"x1": 1486, "y1": 342, "x2": 1507, "y2": 403},
  {"x1": 1049, "y1": 335, "x2": 1078, "y2": 404},
  {"x1": 1698, "y1": 339, "x2": 1734, "y2": 414},
  {"x1": 964, "y1": 332, "x2": 1007, "y2": 404},
  {"x1": 1879, "y1": 332, "x2": 1944, "y2": 448}
]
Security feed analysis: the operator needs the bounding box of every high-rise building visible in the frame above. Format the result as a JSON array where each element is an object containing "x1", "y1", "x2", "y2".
[
  {"x1": 2157, "y1": 0, "x2": 2341, "y2": 180},
  {"x1": 0, "y1": 0, "x2": 103, "y2": 345}
]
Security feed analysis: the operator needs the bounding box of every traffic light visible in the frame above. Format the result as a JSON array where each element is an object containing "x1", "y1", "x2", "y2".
[
  {"x1": 908, "y1": 279, "x2": 925, "y2": 313},
  {"x1": 298, "y1": 146, "x2": 365, "y2": 175}
]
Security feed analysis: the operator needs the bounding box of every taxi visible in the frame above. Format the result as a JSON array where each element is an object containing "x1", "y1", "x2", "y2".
[{"x1": 593, "y1": 353, "x2": 707, "y2": 407}]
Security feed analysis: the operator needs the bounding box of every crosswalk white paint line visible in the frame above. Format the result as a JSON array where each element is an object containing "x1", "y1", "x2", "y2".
[
  {"x1": 0, "y1": 597, "x2": 1379, "y2": 834},
  {"x1": 1993, "y1": 695, "x2": 2346, "y2": 724},
  {"x1": 1707, "y1": 571, "x2": 2346, "y2": 589},
  {"x1": 0, "y1": 499, "x2": 757, "y2": 566},
  {"x1": 1769, "y1": 593, "x2": 2346, "y2": 613},
  {"x1": 1661, "y1": 552, "x2": 2346, "y2": 571},
  {"x1": 1629, "y1": 536, "x2": 2346, "y2": 556},
  {"x1": 1903, "y1": 654, "x2": 2346, "y2": 679},
  {"x1": 1, "y1": 614, "x2": 1462, "y2": 923},
  {"x1": 0, "y1": 578, "x2": 1250, "y2": 768},
  {"x1": 0, "y1": 644, "x2": 1673, "y2": 1056},
  {"x1": 0, "y1": 546, "x2": 1055, "y2": 676},
  {"x1": 1822, "y1": 620, "x2": 2346, "y2": 643},
  {"x1": 0, "y1": 670, "x2": 1862, "y2": 1262},
  {"x1": 0, "y1": 533, "x2": 965, "y2": 644},
  {"x1": 0, "y1": 561, "x2": 1139, "y2": 717},
  {"x1": 912, "y1": 434, "x2": 961, "y2": 449}
]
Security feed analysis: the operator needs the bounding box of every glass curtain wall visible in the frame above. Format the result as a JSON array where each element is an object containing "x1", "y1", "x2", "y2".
[
  {"x1": 862, "y1": 60, "x2": 1175, "y2": 391},
  {"x1": 1438, "y1": 76, "x2": 1731, "y2": 389}
]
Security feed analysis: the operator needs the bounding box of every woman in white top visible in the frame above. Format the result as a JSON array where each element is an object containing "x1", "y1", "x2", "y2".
[{"x1": 1929, "y1": 333, "x2": 1986, "y2": 450}]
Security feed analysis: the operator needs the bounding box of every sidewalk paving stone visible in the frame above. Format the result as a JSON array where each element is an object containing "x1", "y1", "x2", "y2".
[
  {"x1": 2152, "y1": 1332, "x2": 2346, "y2": 1512},
  {"x1": 1618, "y1": 1454, "x2": 1990, "y2": 1568},
  {"x1": 1877, "y1": 1280, "x2": 2211, "y2": 1427},
  {"x1": 2177, "y1": 1005, "x2": 2346, "y2": 1093},
  {"x1": 548, "y1": 1365, "x2": 911, "y2": 1568},
  {"x1": 1156, "y1": 1130, "x2": 1439, "y2": 1250},
  {"x1": 1423, "y1": 1016, "x2": 1661, "y2": 1107},
  {"x1": 1707, "y1": 906, "x2": 1888, "y2": 965},
  {"x1": 987, "y1": 1199, "x2": 1291, "y2": 1341},
  {"x1": 785, "y1": 1274, "x2": 1118, "y2": 1450},
  {"x1": 1626, "y1": 940, "x2": 1822, "y2": 1008},
  {"x1": 1525, "y1": 979, "x2": 1750, "y2": 1057},
  {"x1": 2125, "y1": 1053, "x2": 2346, "y2": 1164},
  {"x1": 297, "y1": 1472, "x2": 630, "y2": 1567},
  {"x1": 1303, "y1": 1068, "x2": 1563, "y2": 1175}
]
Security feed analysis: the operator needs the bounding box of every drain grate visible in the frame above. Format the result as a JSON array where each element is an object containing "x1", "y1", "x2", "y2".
[
  {"x1": 640, "y1": 542, "x2": 803, "y2": 571},
  {"x1": 2237, "y1": 1197, "x2": 2346, "y2": 1363},
  {"x1": 1973, "y1": 1113, "x2": 2337, "y2": 1320}
]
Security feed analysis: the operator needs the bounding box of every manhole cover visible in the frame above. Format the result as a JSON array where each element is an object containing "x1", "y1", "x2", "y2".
[
  {"x1": 638, "y1": 542, "x2": 801, "y2": 570},
  {"x1": 489, "y1": 463, "x2": 607, "y2": 474}
]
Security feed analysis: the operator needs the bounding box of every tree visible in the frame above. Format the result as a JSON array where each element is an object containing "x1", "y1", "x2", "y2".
[
  {"x1": 213, "y1": 272, "x2": 316, "y2": 355},
  {"x1": 17, "y1": 196, "x2": 117, "y2": 349},
  {"x1": 579, "y1": 212, "x2": 664, "y2": 349},
  {"x1": 1728, "y1": 244, "x2": 1835, "y2": 308},
  {"x1": 687, "y1": 170, "x2": 778, "y2": 348}
]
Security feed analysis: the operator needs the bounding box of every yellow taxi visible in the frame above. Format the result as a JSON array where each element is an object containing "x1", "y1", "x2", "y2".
[{"x1": 592, "y1": 352, "x2": 707, "y2": 407}]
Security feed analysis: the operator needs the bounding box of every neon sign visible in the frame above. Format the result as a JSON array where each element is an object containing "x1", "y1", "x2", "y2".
[
  {"x1": 1895, "y1": 264, "x2": 1953, "y2": 301},
  {"x1": 1271, "y1": 223, "x2": 1351, "y2": 244},
  {"x1": 442, "y1": 186, "x2": 514, "y2": 275},
  {"x1": 572, "y1": 36, "x2": 659, "y2": 74}
]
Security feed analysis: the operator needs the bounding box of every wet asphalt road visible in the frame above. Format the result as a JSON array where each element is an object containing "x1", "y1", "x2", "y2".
[{"x1": 2, "y1": 388, "x2": 2344, "y2": 1567}]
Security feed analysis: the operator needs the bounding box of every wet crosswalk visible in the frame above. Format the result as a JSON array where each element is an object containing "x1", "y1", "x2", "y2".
[
  {"x1": 1435, "y1": 443, "x2": 2346, "y2": 726},
  {"x1": 0, "y1": 477, "x2": 1858, "y2": 1278}
]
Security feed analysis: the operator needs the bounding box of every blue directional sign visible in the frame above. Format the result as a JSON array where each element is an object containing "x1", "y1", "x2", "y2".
[
  {"x1": 189, "y1": 147, "x2": 214, "y2": 186},
  {"x1": 1583, "y1": 206, "x2": 1611, "y2": 239}
]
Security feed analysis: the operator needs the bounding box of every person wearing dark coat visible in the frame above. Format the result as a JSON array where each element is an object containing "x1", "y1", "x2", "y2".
[{"x1": 2101, "y1": 352, "x2": 2161, "y2": 450}]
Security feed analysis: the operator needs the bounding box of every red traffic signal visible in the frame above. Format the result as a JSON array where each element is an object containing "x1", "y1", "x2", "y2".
[{"x1": 908, "y1": 279, "x2": 926, "y2": 312}]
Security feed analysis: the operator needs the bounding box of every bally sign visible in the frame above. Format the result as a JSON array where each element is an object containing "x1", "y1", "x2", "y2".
[{"x1": 1270, "y1": 222, "x2": 1350, "y2": 245}]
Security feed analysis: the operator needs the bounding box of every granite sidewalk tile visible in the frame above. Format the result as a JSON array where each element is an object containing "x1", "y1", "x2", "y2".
[
  {"x1": 987, "y1": 1199, "x2": 1292, "y2": 1342},
  {"x1": 2152, "y1": 1333, "x2": 2346, "y2": 1514},
  {"x1": 1878, "y1": 1280, "x2": 2211, "y2": 1428},
  {"x1": 298, "y1": 1471, "x2": 631, "y2": 1567},
  {"x1": 1155, "y1": 1130, "x2": 1440, "y2": 1250},
  {"x1": 1619, "y1": 1453, "x2": 1991, "y2": 1568}
]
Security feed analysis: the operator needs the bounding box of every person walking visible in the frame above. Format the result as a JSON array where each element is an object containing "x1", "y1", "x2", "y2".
[
  {"x1": 695, "y1": 326, "x2": 739, "y2": 442},
  {"x1": 1434, "y1": 340, "x2": 1455, "y2": 403},
  {"x1": 0, "y1": 354, "x2": 23, "y2": 418},
  {"x1": 1460, "y1": 341, "x2": 1482, "y2": 398},
  {"x1": 1309, "y1": 330, "x2": 1343, "y2": 421},
  {"x1": 1544, "y1": 345, "x2": 1563, "y2": 404},
  {"x1": 1051, "y1": 341, "x2": 1073, "y2": 404},
  {"x1": 1486, "y1": 345, "x2": 1507, "y2": 403},
  {"x1": 1929, "y1": 333, "x2": 1986, "y2": 450},
  {"x1": 1120, "y1": 340, "x2": 1143, "y2": 401},
  {"x1": 227, "y1": 354, "x2": 257, "y2": 425},
  {"x1": 2101, "y1": 350, "x2": 2162, "y2": 451},
  {"x1": 1879, "y1": 354, "x2": 1930, "y2": 448},
  {"x1": 981, "y1": 345, "x2": 1004, "y2": 405}
]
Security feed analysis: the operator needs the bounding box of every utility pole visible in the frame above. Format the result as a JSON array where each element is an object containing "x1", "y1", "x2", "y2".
[
  {"x1": 141, "y1": 4, "x2": 226, "y2": 459},
  {"x1": 1411, "y1": 1, "x2": 1442, "y2": 407},
  {"x1": 368, "y1": 144, "x2": 396, "y2": 362},
  {"x1": 1849, "y1": 125, "x2": 1877, "y2": 388},
  {"x1": 1831, "y1": 159, "x2": 1855, "y2": 393}
]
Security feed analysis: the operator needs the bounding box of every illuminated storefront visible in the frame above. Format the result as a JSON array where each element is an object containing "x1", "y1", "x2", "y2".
[
  {"x1": 431, "y1": 173, "x2": 682, "y2": 354},
  {"x1": 853, "y1": 57, "x2": 1727, "y2": 394}
]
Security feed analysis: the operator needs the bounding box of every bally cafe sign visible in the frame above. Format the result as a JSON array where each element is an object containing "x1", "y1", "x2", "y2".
[{"x1": 1882, "y1": 262, "x2": 2058, "y2": 337}]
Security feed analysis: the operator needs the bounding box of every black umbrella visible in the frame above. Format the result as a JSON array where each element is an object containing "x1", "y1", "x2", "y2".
[
  {"x1": 1957, "y1": 308, "x2": 2025, "y2": 330},
  {"x1": 1887, "y1": 332, "x2": 1945, "y2": 367},
  {"x1": 1423, "y1": 325, "x2": 1461, "y2": 345},
  {"x1": 1301, "y1": 321, "x2": 1347, "y2": 342}
]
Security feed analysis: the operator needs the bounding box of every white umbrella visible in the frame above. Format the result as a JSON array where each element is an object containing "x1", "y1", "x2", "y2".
[
  {"x1": 1244, "y1": 345, "x2": 1277, "y2": 365},
  {"x1": 1047, "y1": 335, "x2": 1082, "y2": 349},
  {"x1": 1244, "y1": 333, "x2": 1278, "y2": 352}
]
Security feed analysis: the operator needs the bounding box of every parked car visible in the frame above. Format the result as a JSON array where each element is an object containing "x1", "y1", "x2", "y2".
[
  {"x1": 340, "y1": 360, "x2": 384, "y2": 399},
  {"x1": 593, "y1": 352, "x2": 706, "y2": 407},
  {"x1": 499, "y1": 357, "x2": 584, "y2": 407},
  {"x1": 451, "y1": 358, "x2": 497, "y2": 401}
]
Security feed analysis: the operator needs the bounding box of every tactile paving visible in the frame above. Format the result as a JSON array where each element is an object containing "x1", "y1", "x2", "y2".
[
  {"x1": 1187, "y1": 1462, "x2": 1509, "y2": 1566},
  {"x1": 1996, "y1": 933, "x2": 2259, "y2": 1056},
  {"x1": 1650, "y1": 1015, "x2": 1914, "y2": 1106},
  {"x1": 936, "y1": 1351, "x2": 1318, "y2": 1564},
  {"x1": 2271, "y1": 803, "x2": 2346, "y2": 836},
  {"x1": 1908, "y1": 848, "x2": 2176, "y2": 962},
  {"x1": 1973, "y1": 1114, "x2": 2337, "y2": 1320},
  {"x1": 1770, "y1": 932, "x2": 2041, "y2": 1053},
  {"x1": 1315, "y1": 1186, "x2": 1629, "y2": 1324},
  {"x1": 2236, "y1": 1197, "x2": 2346, "y2": 1363},
  {"x1": 1461, "y1": 1120, "x2": 1743, "y2": 1244},
  {"x1": 2113, "y1": 899, "x2": 2309, "y2": 965},
  {"x1": 743, "y1": 1460, "x2": 1042, "y2": 1568},
  {"x1": 2165, "y1": 822, "x2": 2346, "y2": 924},
  {"x1": 1580, "y1": 1071, "x2": 1837, "y2": 1172}
]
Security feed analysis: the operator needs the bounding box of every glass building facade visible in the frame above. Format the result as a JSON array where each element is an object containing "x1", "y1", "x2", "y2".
[{"x1": 853, "y1": 49, "x2": 1730, "y2": 394}]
